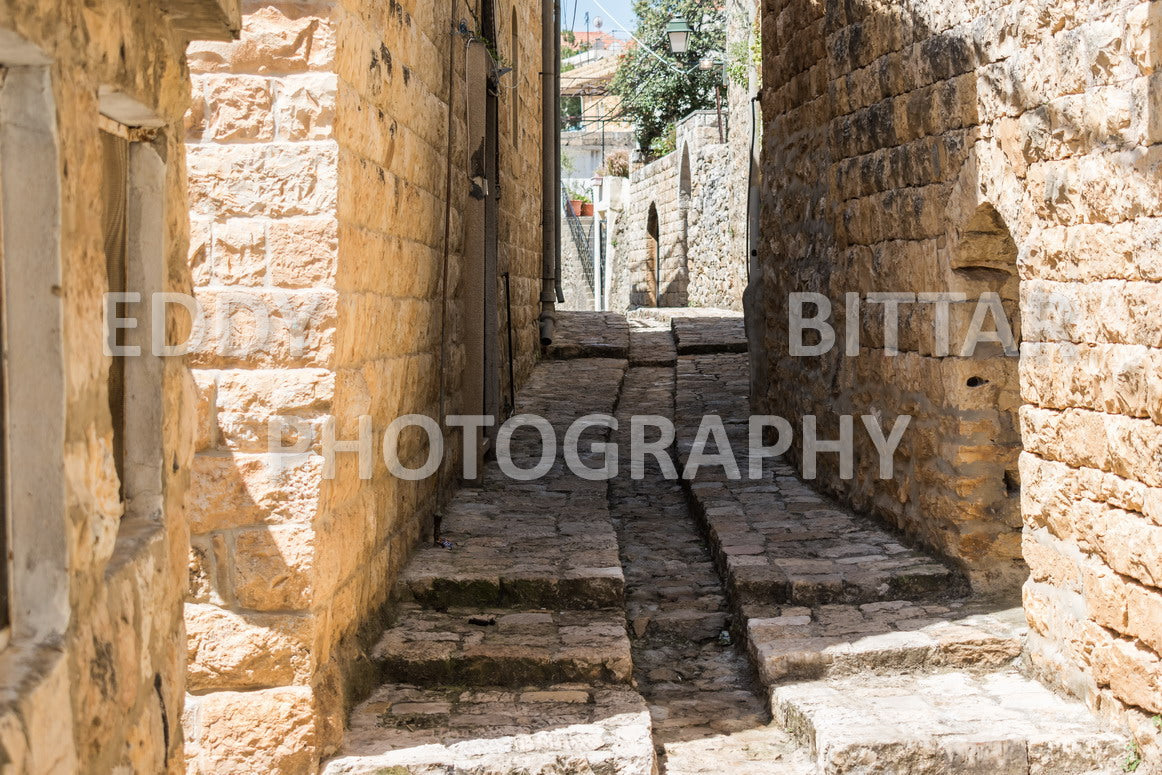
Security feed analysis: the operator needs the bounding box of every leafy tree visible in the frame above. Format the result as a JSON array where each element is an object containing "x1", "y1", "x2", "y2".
[{"x1": 610, "y1": 0, "x2": 725, "y2": 155}]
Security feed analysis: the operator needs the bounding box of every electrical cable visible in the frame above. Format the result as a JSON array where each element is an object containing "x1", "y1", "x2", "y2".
[{"x1": 588, "y1": 0, "x2": 688, "y2": 74}]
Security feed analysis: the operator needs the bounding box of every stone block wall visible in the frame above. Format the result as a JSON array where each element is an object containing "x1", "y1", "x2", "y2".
[
  {"x1": 687, "y1": 143, "x2": 746, "y2": 309},
  {"x1": 757, "y1": 0, "x2": 1162, "y2": 749},
  {"x1": 605, "y1": 112, "x2": 748, "y2": 312},
  {"x1": 184, "y1": 5, "x2": 342, "y2": 770},
  {"x1": 0, "y1": 1, "x2": 235, "y2": 773},
  {"x1": 608, "y1": 152, "x2": 687, "y2": 308},
  {"x1": 560, "y1": 213, "x2": 596, "y2": 310},
  {"x1": 184, "y1": 1, "x2": 544, "y2": 772},
  {"x1": 502, "y1": 6, "x2": 549, "y2": 393}
]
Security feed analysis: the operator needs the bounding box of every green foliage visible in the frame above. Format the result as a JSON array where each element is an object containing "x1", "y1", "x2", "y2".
[
  {"x1": 648, "y1": 123, "x2": 677, "y2": 158},
  {"x1": 561, "y1": 94, "x2": 583, "y2": 130},
  {"x1": 725, "y1": 16, "x2": 761, "y2": 87},
  {"x1": 565, "y1": 182, "x2": 591, "y2": 202},
  {"x1": 1125, "y1": 741, "x2": 1143, "y2": 772},
  {"x1": 610, "y1": 0, "x2": 726, "y2": 154}
]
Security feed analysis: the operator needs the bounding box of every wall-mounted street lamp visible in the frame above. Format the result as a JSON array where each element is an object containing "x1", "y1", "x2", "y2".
[
  {"x1": 666, "y1": 15, "x2": 693, "y2": 54},
  {"x1": 699, "y1": 54, "x2": 728, "y2": 85},
  {"x1": 699, "y1": 53, "x2": 728, "y2": 142}
]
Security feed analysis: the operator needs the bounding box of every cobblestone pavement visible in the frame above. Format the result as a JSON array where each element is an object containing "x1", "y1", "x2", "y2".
[
  {"x1": 399, "y1": 359, "x2": 628, "y2": 611},
  {"x1": 544, "y1": 311, "x2": 630, "y2": 359},
  {"x1": 326, "y1": 312, "x2": 1127, "y2": 775},
  {"x1": 610, "y1": 355, "x2": 813, "y2": 773},
  {"x1": 675, "y1": 354, "x2": 957, "y2": 607}
]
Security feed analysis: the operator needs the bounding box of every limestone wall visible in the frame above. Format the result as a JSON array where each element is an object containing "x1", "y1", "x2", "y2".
[
  {"x1": 184, "y1": 1, "x2": 544, "y2": 772},
  {"x1": 605, "y1": 114, "x2": 747, "y2": 312},
  {"x1": 609, "y1": 153, "x2": 687, "y2": 308},
  {"x1": 686, "y1": 143, "x2": 746, "y2": 309},
  {"x1": 560, "y1": 213, "x2": 596, "y2": 310},
  {"x1": 0, "y1": 1, "x2": 235, "y2": 773},
  {"x1": 757, "y1": 0, "x2": 1162, "y2": 749}
]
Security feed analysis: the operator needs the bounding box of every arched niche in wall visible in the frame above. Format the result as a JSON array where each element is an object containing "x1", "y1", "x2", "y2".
[
  {"x1": 646, "y1": 202, "x2": 659, "y2": 307},
  {"x1": 949, "y1": 201, "x2": 1023, "y2": 544},
  {"x1": 678, "y1": 144, "x2": 691, "y2": 205}
]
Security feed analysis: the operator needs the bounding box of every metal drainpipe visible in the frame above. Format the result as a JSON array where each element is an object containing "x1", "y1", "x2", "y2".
[
  {"x1": 437, "y1": 0, "x2": 460, "y2": 517},
  {"x1": 552, "y1": 0, "x2": 564, "y2": 306},
  {"x1": 538, "y1": 0, "x2": 560, "y2": 345}
]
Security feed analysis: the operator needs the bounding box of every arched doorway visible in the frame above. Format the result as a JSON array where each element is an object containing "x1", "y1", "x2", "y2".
[
  {"x1": 462, "y1": 0, "x2": 502, "y2": 468},
  {"x1": 646, "y1": 203, "x2": 659, "y2": 307}
]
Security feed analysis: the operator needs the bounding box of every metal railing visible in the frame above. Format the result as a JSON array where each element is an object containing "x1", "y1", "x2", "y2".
[{"x1": 561, "y1": 184, "x2": 593, "y2": 291}]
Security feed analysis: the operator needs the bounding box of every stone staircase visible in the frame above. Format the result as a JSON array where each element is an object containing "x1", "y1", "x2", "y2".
[
  {"x1": 323, "y1": 312, "x2": 1129, "y2": 775},
  {"x1": 322, "y1": 357, "x2": 658, "y2": 774},
  {"x1": 772, "y1": 670, "x2": 1126, "y2": 774},
  {"x1": 672, "y1": 347, "x2": 1128, "y2": 775}
]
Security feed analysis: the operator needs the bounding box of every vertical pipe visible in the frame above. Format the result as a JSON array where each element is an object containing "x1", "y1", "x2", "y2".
[
  {"x1": 539, "y1": 0, "x2": 559, "y2": 344},
  {"x1": 437, "y1": 0, "x2": 460, "y2": 522},
  {"x1": 592, "y1": 217, "x2": 602, "y2": 310},
  {"x1": 503, "y1": 271, "x2": 516, "y2": 410},
  {"x1": 553, "y1": 0, "x2": 564, "y2": 305}
]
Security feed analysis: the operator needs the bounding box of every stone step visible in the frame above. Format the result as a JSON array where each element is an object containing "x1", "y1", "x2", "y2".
[
  {"x1": 373, "y1": 606, "x2": 634, "y2": 687},
  {"x1": 671, "y1": 316, "x2": 747, "y2": 354},
  {"x1": 674, "y1": 354, "x2": 965, "y2": 609},
  {"x1": 660, "y1": 725, "x2": 818, "y2": 775},
  {"x1": 685, "y1": 479, "x2": 960, "y2": 607},
  {"x1": 399, "y1": 544, "x2": 625, "y2": 610},
  {"x1": 397, "y1": 470, "x2": 626, "y2": 611},
  {"x1": 322, "y1": 683, "x2": 656, "y2": 775},
  {"x1": 543, "y1": 311, "x2": 631, "y2": 359},
  {"x1": 746, "y1": 601, "x2": 1025, "y2": 685},
  {"x1": 628, "y1": 328, "x2": 678, "y2": 366},
  {"x1": 772, "y1": 669, "x2": 1127, "y2": 775}
]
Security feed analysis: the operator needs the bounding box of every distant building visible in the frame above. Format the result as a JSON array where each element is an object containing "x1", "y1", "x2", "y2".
[{"x1": 561, "y1": 29, "x2": 625, "y2": 56}]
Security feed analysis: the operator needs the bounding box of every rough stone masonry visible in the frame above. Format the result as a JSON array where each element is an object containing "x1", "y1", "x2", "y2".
[
  {"x1": 756, "y1": 0, "x2": 1162, "y2": 757},
  {"x1": 183, "y1": 1, "x2": 546, "y2": 771},
  {"x1": 0, "y1": 0, "x2": 237, "y2": 773}
]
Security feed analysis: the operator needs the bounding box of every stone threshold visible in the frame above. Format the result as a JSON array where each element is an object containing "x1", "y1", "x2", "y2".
[{"x1": 324, "y1": 683, "x2": 655, "y2": 775}]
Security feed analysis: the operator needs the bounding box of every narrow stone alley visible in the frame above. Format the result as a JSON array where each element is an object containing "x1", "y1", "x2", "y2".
[
  {"x1": 324, "y1": 312, "x2": 1129, "y2": 775},
  {"x1": 611, "y1": 317, "x2": 805, "y2": 774}
]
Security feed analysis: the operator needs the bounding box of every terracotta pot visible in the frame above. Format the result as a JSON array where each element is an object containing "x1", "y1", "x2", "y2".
[
  {"x1": 569, "y1": 199, "x2": 584, "y2": 216},
  {"x1": 580, "y1": 202, "x2": 595, "y2": 216}
]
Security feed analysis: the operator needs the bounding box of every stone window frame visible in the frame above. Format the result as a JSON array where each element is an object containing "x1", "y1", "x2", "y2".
[
  {"x1": 96, "y1": 88, "x2": 170, "y2": 574},
  {"x1": 0, "y1": 29, "x2": 67, "y2": 648}
]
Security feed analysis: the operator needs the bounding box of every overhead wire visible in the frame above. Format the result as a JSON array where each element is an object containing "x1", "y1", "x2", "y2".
[{"x1": 587, "y1": 0, "x2": 688, "y2": 74}]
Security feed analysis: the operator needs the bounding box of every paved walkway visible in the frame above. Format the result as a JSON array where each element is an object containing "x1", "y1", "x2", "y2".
[{"x1": 324, "y1": 311, "x2": 1126, "y2": 775}]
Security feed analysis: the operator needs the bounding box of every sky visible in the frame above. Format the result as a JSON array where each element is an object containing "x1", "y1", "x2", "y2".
[{"x1": 564, "y1": 0, "x2": 638, "y2": 38}]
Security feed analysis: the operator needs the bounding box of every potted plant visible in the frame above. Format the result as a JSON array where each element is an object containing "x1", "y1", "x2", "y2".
[{"x1": 566, "y1": 184, "x2": 592, "y2": 216}]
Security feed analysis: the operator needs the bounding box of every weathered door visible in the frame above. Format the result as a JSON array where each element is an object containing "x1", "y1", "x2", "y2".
[{"x1": 461, "y1": 3, "x2": 501, "y2": 473}]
